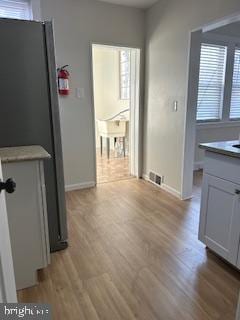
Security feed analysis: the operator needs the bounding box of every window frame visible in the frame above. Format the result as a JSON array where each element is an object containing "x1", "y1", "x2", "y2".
[
  {"x1": 229, "y1": 46, "x2": 240, "y2": 121},
  {"x1": 196, "y1": 39, "x2": 228, "y2": 123},
  {"x1": 196, "y1": 34, "x2": 240, "y2": 124},
  {"x1": 0, "y1": 0, "x2": 41, "y2": 21},
  {"x1": 119, "y1": 50, "x2": 131, "y2": 101}
]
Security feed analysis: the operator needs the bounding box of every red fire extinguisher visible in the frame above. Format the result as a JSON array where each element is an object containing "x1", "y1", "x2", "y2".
[{"x1": 57, "y1": 65, "x2": 70, "y2": 96}]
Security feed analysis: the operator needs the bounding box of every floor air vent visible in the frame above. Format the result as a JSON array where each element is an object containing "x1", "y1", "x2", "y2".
[
  {"x1": 149, "y1": 171, "x2": 156, "y2": 183},
  {"x1": 149, "y1": 172, "x2": 162, "y2": 186},
  {"x1": 155, "y1": 175, "x2": 162, "y2": 186}
]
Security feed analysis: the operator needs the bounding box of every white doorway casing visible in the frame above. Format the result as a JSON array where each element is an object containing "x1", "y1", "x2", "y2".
[
  {"x1": 182, "y1": 11, "x2": 240, "y2": 200},
  {"x1": 181, "y1": 30, "x2": 202, "y2": 200},
  {"x1": 91, "y1": 44, "x2": 141, "y2": 183},
  {"x1": 130, "y1": 48, "x2": 141, "y2": 178}
]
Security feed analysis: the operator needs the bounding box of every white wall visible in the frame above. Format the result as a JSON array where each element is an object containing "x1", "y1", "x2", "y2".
[
  {"x1": 93, "y1": 46, "x2": 129, "y2": 121},
  {"x1": 40, "y1": 0, "x2": 145, "y2": 188},
  {"x1": 31, "y1": 0, "x2": 41, "y2": 20},
  {"x1": 92, "y1": 46, "x2": 130, "y2": 150},
  {"x1": 144, "y1": 0, "x2": 240, "y2": 195},
  {"x1": 195, "y1": 125, "x2": 240, "y2": 166}
]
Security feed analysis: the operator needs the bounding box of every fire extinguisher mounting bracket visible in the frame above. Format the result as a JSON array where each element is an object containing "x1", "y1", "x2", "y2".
[{"x1": 57, "y1": 65, "x2": 69, "y2": 72}]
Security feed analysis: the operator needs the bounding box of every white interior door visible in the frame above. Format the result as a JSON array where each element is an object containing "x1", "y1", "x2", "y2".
[{"x1": 0, "y1": 162, "x2": 17, "y2": 303}]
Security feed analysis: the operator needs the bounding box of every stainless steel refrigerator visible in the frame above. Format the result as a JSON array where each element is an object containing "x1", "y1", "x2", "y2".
[{"x1": 0, "y1": 18, "x2": 68, "y2": 252}]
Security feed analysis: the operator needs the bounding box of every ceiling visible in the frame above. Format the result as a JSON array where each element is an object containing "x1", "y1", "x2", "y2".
[{"x1": 96, "y1": 0, "x2": 159, "y2": 9}]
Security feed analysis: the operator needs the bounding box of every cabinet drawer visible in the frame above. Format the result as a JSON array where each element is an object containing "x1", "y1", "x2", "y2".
[{"x1": 204, "y1": 151, "x2": 240, "y2": 185}]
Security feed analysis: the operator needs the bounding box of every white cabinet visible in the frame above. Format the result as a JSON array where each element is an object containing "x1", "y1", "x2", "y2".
[
  {"x1": 199, "y1": 174, "x2": 240, "y2": 265},
  {"x1": 199, "y1": 151, "x2": 240, "y2": 268},
  {"x1": 3, "y1": 160, "x2": 50, "y2": 290}
]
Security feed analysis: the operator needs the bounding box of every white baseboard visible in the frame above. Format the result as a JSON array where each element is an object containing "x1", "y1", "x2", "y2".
[
  {"x1": 65, "y1": 181, "x2": 96, "y2": 192},
  {"x1": 142, "y1": 174, "x2": 181, "y2": 199},
  {"x1": 194, "y1": 161, "x2": 204, "y2": 171},
  {"x1": 142, "y1": 174, "x2": 149, "y2": 181},
  {"x1": 161, "y1": 183, "x2": 181, "y2": 199}
]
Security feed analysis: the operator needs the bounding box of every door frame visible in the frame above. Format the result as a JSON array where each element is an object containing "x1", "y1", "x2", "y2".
[
  {"x1": 129, "y1": 48, "x2": 141, "y2": 177},
  {"x1": 181, "y1": 11, "x2": 240, "y2": 200},
  {"x1": 90, "y1": 43, "x2": 142, "y2": 184},
  {"x1": 0, "y1": 163, "x2": 17, "y2": 303}
]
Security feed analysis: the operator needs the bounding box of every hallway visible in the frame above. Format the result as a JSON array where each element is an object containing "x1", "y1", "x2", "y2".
[
  {"x1": 96, "y1": 148, "x2": 133, "y2": 184},
  {"x1": 18, "y1": 178, "x2": 240, "y2": 320}
]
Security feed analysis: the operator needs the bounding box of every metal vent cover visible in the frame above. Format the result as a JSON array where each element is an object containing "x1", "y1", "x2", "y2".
[
  {"x1": 149, "y1": 172, "x2": 162, "y2": 186},
  {"x1": 155, "y1": 175, "x2": 162, "y2": 186},
  {"x1": 149, "y1": 171, "x2": 156, "y2": 183}
]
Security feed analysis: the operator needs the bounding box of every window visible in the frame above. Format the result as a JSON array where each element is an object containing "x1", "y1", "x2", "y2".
[
  {"x1": 120, "y1": 50, "x2": 130, "y2": 100},
  {"x1": 196, "y1": 44, "x2": 227, "y2": 121},
  {"x1": 0, "y1": 0, "x2": 32, "y2": 20},
  {"x1": 230, "y1": 48, "x2": 240, "y2": 119}
]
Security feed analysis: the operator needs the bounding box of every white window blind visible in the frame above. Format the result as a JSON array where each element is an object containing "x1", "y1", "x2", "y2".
[
  {"x1": 0, "y1": 0, "x2": 32, "y2": 20},
  {"x1": 197, "y1": 43, "x2": 227, "y2": 121},
  {"x1": 230, "y1": 48, "x2": 240, "y2": 119}
]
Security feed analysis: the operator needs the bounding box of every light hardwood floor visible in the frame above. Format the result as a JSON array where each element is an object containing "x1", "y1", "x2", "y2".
[
  {"x1": 96, "y1": 148, "x2": 133, "y2": 184},
  {"x1": 18, "y1": 176, "x2": 240, "y2": 320}
]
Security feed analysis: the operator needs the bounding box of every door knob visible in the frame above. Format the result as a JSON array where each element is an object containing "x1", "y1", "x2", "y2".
[
  {"x1": 0, "y1": 178, "x2": 16, "y2": 194},
  {"x1": 235, "y1": 189, "x2": 240, "y2": 195}
]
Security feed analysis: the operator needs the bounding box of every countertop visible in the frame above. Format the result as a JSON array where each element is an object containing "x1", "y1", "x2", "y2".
[
  {"x1": 199, "y1": 140, "x2": 240, "y2": 159},
  {"x1": 0, "y1": 146, "x2": 51, "y2": 163}
]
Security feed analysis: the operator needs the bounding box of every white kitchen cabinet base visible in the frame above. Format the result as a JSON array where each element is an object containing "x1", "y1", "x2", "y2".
[
  {"x1": 199, "y1": 150, "x2": 240, "y2": 269},
  {"x1": 3, "y1": 160, "x2": 50, "y2": 290},
  {"x1": 199, "y1": 173, "x2": 240, "y2": 265},
  {"x1": 18, "y1": 269, "x2": 38, "y2": 291}
]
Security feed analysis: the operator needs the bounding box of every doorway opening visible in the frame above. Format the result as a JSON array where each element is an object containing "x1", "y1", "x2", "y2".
[
  {"x1": 92, "y1": 44, "x2": 141, "y2": 184},
  {"x1": 182, "y1": 12, "x2": 240, "y2": 201}
]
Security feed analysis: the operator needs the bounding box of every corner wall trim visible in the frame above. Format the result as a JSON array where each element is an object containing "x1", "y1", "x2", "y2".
[
  {"x1": 142, "y1": 174, "x2": 181, "y2": 199},
  {"x1": 194, "y1": 161, "x2": 204, "y2": 171},
  {"x1": 142, "y1": 174, "x2": 149, "y2": 181},
  {"x1": 65, "y1": 181, "x2": 96, "y2": 192},
  {"x1": 161, "y1": 183, "x2": 181, "y2": 199}
]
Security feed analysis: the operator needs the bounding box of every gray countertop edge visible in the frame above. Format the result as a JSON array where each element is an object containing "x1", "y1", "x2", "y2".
[
  {"x1": 199, "y1": 140, "x2": 240, "y2": 159},
  {"x1": 0, "y1": 145, "x2": 51, "y2": 164}
]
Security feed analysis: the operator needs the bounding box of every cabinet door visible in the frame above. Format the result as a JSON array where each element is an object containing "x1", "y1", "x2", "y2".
[
  {"x1": 3, "y1": 161, "x2": 49, "y2": 289},
  {"x1": 199, "y1": 174, "x2": 240, "y2": 265},
  {"x1": 0, "y1": 162, "x2": 17, "y2": 302}
]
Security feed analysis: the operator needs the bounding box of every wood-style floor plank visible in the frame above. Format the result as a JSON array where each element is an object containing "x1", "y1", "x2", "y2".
[
  {"x1": 18, "y1": 177, "x2": 240, "y2": 319},
  {"x1": 96, "y1": 148, "x2": 133, "y2": 184}
]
